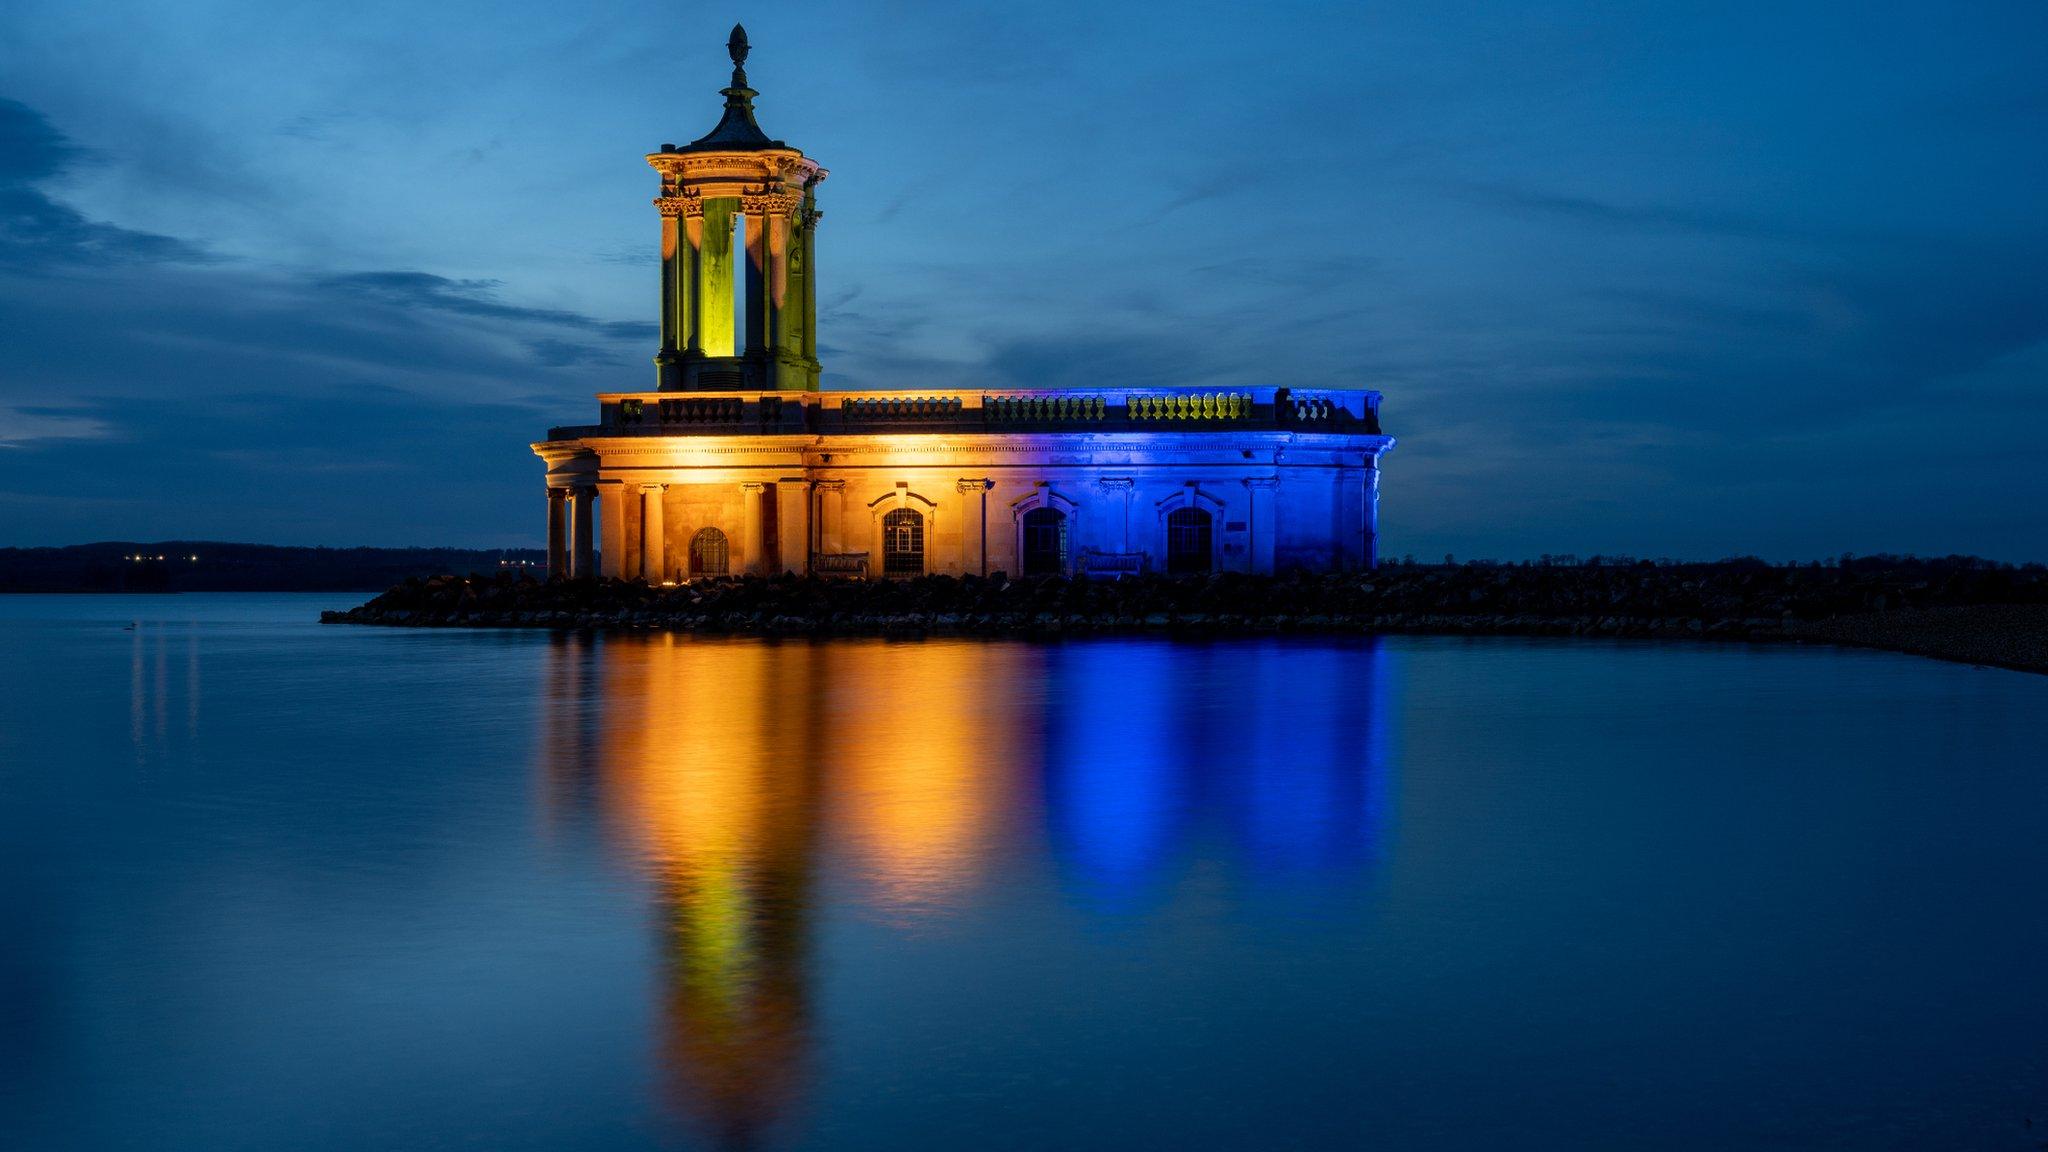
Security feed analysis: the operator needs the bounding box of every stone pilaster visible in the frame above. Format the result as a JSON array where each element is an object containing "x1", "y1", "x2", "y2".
[
  {"x1": 1243, "y1": 476, "x2": 1280, "y2": 575},
  {"x1": 1336, "y1": 467, "x2": 1368, "y2": 573},
  {"x1": 740, "y1": 482, "x2": 768, "y2": 575},
  {"x1": 814, "y1": 479, "x2": 845, "y2": 556},
  {"x1": 1097, "y1": 477, "x2": 1135, "y2": 553},
  {"x1": 956, "y1": 479, "x2": 992, "y2": 577},
  {"x1": 775, "y1": 480, "x2": 808, "y2": 575}
]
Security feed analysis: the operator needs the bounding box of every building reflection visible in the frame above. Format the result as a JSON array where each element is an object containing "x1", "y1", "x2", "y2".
[
  {"x1": 1042, "y1": 640, "x2": 1395, "y2": 902},
  {"x1": 813, "y1": 642, "x2": 1037, "y2": 915},
  {"x1": 538, "y1": 633, "x2": 1393, "y2": 1147}
]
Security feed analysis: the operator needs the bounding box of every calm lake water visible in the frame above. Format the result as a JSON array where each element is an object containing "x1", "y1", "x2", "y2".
[{"x1": 2, "y1": 594, "x2": 2045, "y2": 1150}]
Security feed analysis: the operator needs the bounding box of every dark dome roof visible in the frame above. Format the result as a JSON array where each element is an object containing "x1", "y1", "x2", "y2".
[{"x1": 676, "y1": 24, "x2": 790, "y2": 154}]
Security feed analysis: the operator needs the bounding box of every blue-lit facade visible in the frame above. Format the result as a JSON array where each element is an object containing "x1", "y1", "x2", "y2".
[{"x1": 534, "y1": 28, "x2": 1395, "y2": 581}]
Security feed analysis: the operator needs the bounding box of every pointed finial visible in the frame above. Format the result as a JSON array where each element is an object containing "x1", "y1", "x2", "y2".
[
  {"x1": 727, "y1": 24, "x2": 750, "y2": 80},
  {"x1": 675, "y1": 21, "x2": 783, "y2": 151}
]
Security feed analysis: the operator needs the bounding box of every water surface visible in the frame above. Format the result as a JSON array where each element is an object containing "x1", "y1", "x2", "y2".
[{"x1": 2, "y1": 594, "x2": 2045, "y2": 1150}]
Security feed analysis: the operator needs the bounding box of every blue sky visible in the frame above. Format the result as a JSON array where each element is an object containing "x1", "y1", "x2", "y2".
[{"x1": 1, "y1": 0, "x2": 2043, "y2": 559}]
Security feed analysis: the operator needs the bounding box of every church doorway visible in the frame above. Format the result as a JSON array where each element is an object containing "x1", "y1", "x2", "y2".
[
  {"x1": 882, "y1": 508, "x2": 924, "y2": 577},
  {"x1": 1021, "y1": 507, "x2": 1068, "y2": 576},
  {"x1": 1166, "y1": 507, "x2": 1213, "y2": 575}
]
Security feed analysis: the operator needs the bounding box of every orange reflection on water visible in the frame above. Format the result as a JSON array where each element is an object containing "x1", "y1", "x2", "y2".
[
  {"x1": 816, "y1": 642, "x2": 1039, "y2": 914},
  {"x1": 542, "y1": 634, "x2": 1033, "y2": 1148},
  {"x1": 588, "y1": 635, "x2": 820, "y2": 1148}
]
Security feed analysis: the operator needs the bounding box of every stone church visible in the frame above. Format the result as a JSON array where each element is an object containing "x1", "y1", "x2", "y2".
[{"x1": 534, "y1": 26, "x2": 1393, "y2": 581}]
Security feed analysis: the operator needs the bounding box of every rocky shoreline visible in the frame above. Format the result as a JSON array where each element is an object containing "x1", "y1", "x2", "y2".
[{"x1": 321, "y1": 562, "x2": 2048, "y2": 674}]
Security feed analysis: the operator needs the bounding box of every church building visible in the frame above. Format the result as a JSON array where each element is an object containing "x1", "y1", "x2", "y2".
[{"x1": 534, "y1": 26, "x2": 1394, "y2": 581}]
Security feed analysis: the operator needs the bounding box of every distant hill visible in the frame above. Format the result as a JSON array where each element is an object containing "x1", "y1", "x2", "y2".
[{"x1": 0, "y1": 542, "x2": 547, "y2": 592}]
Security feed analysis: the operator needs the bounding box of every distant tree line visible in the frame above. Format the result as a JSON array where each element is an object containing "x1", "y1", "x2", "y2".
[{"x1": 0, "y1": 542, "x2": 548, "y2": 592}]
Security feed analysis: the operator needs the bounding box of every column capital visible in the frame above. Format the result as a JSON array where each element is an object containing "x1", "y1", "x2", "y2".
[
  {"x1": 654, "y1": 194, "x2": 704, "y2": 218},
  {"x1": 956, "y1": 478, "x2": 993, "y2": 494},
  {"x1": 742, "y1": 191, "x2": 802, "y2": 216},
  {"x1": 640, "y1": 482, "x2": 668, "y2": 493},
  {"x1": 813, "y1": 479, "x2": 845, "y2": 493},
  {"x1": 1096, "y1": 476, "x2": 1135, "y2": 493},
  {"x1": 547, "y1": 486, "x2": 568, "y2": 500},
  {"x1": 1243, "y1": 476, "x2": 1281, "y2": 491},
  {"x1": 740, "y1": 481, "x2": 767, "y2": 493}
]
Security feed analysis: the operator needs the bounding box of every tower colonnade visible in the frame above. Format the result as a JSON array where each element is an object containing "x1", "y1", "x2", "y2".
[{"x1": 648, "y1": 24, "x2": 825, "y2": 393}]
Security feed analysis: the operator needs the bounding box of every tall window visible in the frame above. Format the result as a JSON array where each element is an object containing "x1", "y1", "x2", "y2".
[
  {"x1": 1166, "y1": 507, "x2": 1213, "y2": 575},
  {"x1": 882, "y1": 508, "x2": 924, "y2": 577},
  {"x1": 1022, "y1": 507, "x2": 1068, "y2": 576},
  {"x1": 689, "y1": 527, "x2": 730, "y2": 576}
]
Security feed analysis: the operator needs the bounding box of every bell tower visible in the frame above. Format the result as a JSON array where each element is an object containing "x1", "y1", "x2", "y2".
[{"x1": 648, "y1": 25, "x2": 827, "y2": 392}]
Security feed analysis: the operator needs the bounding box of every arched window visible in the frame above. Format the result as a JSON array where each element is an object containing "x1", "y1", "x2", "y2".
[
  {"x1": 1022, "y1": 507, "x2": 1069, "y2": 576},
  {"x1": 1166, "y1": 506, "x2": 1213, "y2": 575},
  {"x1": 882, "y1": 508, "x2": 924, "y2": 577},
  {"x1": 689, "y1": 527, "x2": 730, "y2": 576}
]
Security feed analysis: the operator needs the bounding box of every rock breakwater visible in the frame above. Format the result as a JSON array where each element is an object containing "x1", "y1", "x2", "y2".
[{"x1": 321, "y1": 562, "x2": 2048, "y2": 671}]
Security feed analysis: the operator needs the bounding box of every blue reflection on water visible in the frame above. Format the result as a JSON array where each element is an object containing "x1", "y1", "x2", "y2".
[
  {"x1": 1044, "y1": 640, "x2": 1394, "y2": 904},
  {"x1": 1043, "y1": 642, "x2": 1187, "y2": 904}
]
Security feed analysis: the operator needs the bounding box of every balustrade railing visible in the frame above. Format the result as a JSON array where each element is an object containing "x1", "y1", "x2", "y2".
[
  {"x1": 987, "y1": 395, "x2": 1108, "y2": 423},
  {"x1": 586, "y1": 387, "x2": 1382, "y2": 436},
  {"x1": 839, "y1": 395, "x2": 963, "y2": 422},
  {"x1": 1127, "y1": 392, "x2": 1252, "y2": 422}
]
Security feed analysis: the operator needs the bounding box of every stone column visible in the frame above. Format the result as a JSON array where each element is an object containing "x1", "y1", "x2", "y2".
[
  {"x1": 741, "y1": 482, "x2": 767, "y2": 576},
  {"x1": 546, "y1": 488, "x2": 568, "y2": 580},
  {"x1": 801, "y1": 192, "x2": 819, "y2": 374},
  {"x1": 681, "y1": 198, "x2": 704, "y2": 354},
  {"x1": 1364, "y1": 464, "x2": 1382, "y2": 570},
  {"x1": 742, "y1": 191, "x2": 801, "y2": 389},
  {"x1": 570, "y1": 486, "x2": 597, "y2": 580},
  {"x1": 599, "y1": 485, "x2": 627, "y2": 579},
  {"x1": 653, "y1": 193, "x2": 688, "y2": 389},
  {"x1": 641, "y1": 484, "x2": 667, "y2": 582},
  {"x1": 1244, "y1": 476, "x2": 1279, "y2": 575},
  {"x1": 741, "y1": 203, "x2": 765, "y2": 354}
]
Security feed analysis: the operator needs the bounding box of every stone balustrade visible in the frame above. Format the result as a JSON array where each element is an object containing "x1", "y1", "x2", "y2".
[{"x1": 576, "y1": 386, "x2": 1382, "y2": 439}]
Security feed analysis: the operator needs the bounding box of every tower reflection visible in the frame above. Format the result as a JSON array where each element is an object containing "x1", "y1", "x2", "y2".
[
  {"x1": 588, "y1": 635, "x2": 823, "y2": 1150},
  {"x1": 539, "y1": 635, "x2": 1040, "y2": 1148},
  {"x1": 539, "y1": 634, "x2": 1393, "y2": 1148}
]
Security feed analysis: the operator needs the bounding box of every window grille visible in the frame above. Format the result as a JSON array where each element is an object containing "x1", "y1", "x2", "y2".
[
  {"x1": 1166, "y1": 507, "x2": 1214, "y2": 575},
  {"x1": 1022, "y1": 507, "x2": 1069, "y2": 576},
  {"x1": 689, "y1": 527, "x2": 730, "y2": 576},
  {"x1": 882, "y1": 508, "x2": 924, "y2": 577}
]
